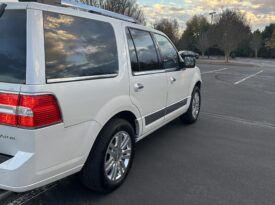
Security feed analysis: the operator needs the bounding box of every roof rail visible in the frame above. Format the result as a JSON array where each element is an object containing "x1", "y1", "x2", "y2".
[
  {"x1": 61, "y1": 0, "x2": 137, "y2": 23},
  {"x1": 18, "y1": 0, "x2": 137, "y2": 23},
  {"x1": 18, "y1": 0, "x2": 60, "y2": 4}
]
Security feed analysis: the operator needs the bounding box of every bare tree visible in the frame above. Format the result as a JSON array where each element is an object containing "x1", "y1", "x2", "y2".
[
  {"x1": 196, "y1": 31, "x2": 209, "y2": 57},
  {"x1": 154, "y1": 19, "x2": 180, "y2": 45},
  {"x1": 250, "y1": 30, "x2": 262, "y2": 58},
  {"x1": 210, "y1": 9, "x2": 250, "y2": 62},
  {"x1": 178, "y1": 15, "x2": 210, "y2": 51},
  {"x1": 80, "y1": 0, "x2": 145, "y2": 24}
]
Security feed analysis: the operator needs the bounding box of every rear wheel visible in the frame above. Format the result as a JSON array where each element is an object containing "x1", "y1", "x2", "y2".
[
  {"x1": 180, "y1": 86, "x2": 201, "y2": 124},
  {"x1": 80, "y1": 118, "x2": 135, "y2": 193}
]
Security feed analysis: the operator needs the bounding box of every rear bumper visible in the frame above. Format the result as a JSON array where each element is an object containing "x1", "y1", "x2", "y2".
[
  {"x1": 0, "y1": 152, "x2": 82, "y2": 192},
  {"x1": 0, "y1": 121, "x2": 102, "y2": 192}
]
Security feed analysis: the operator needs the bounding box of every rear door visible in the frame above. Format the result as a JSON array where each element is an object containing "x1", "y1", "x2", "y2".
[
  {"x1": 153, "y1": 34, "x2": 191, "y2": 121},
  {"x1": 126, "y1": 28, "x2": 167, "y2": 135}
]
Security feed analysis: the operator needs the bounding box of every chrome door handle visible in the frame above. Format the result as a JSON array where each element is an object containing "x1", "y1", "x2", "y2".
[
  {"x1": 134, "y1": 83, "x2": 144, "y2": 92},
  {"x1": 170, "y1": 77, "x2": 177, "y2": 84}
]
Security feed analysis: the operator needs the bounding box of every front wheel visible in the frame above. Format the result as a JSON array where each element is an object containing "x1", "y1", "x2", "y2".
[
  {"x1": 80, "y1": 118, "x2": 135, "y2": 193},
  {"x1": 180, "y1": 86, "x2": 201, "y2": 124}
]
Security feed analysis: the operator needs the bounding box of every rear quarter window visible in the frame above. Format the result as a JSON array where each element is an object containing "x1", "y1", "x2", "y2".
[
  {"x1": 0, "y1": 10, "x2": 26, "y2": 84},
  {"x1": 43, "y1": 12, "x2": 119, "y2": 82}
]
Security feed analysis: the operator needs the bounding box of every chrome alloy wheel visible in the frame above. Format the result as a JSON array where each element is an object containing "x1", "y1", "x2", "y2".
[
  {"x1": 104, "y1": 131, "x2": 132, "y2": 182},
  {"x1": 192, "y1": 91, "x2": 200, "y2": 119}
]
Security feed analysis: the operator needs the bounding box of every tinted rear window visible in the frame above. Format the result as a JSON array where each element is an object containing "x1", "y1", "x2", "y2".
[
  {"x1": 44, "y1": 12, "x2": 118, "y2": 81},
  {"x1": 0, "y1": 10, "x2": 26, "y2": 84}
]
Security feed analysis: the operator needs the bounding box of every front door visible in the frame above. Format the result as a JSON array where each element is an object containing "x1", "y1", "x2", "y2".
[{"x1": 153, "y1": 34, "x2": 191, "y2": 121}]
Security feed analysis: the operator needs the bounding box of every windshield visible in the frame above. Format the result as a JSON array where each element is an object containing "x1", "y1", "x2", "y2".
[{"x1": 0, "y1": 10, "x2": 26, "y2": 84}]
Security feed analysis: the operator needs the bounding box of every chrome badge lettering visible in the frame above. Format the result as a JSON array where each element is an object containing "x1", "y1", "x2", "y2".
[{"x1": 0, "y1": 134, "x2": 16, "y2": 141}]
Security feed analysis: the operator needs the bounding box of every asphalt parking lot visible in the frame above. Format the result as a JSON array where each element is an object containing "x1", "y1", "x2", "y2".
[{"x1": 1, "y1": 59, "x2": 275, "y2": 205}]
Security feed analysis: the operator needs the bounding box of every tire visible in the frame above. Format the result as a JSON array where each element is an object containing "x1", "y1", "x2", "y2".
[
  {"x1": 80, "y1": 118, "x2": 135, "y2": 193},
  {"x1": 180, "y1": 86, "x2": 201, "y2": 124}
]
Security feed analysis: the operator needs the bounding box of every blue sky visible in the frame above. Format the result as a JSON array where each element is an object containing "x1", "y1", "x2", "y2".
[{"x1": 136, "y1": 0, "x2": 275, "y2": 33}]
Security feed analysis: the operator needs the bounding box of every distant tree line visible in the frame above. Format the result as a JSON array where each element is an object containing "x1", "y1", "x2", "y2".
[
  {"x1": 155, "y1": 10, "x2": 275, "y2": 61},
  {"x1": 79, "y1": 1, "x2": 275, "y2": 61}
]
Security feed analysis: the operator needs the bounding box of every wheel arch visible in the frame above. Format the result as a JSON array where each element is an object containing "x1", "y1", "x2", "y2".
[
  {"x1": 82, "y1": 109, "x2": 141, "y2": 168},
  {"x1": 195, "y1": 81, "x2": 201, "y2": 89},
  {"x1": 111, "y1": 111, "x2": 140, "y2": 136},
  {"x1": 189, "y1": 68, "x2": 202, "y2": 96}
]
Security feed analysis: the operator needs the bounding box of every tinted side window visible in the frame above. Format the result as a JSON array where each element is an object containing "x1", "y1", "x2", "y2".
[
  {"x1": 0, "y1": 10, "x2": 26, "y2": 84},
  {"x1": 44, "y1": 12, "x2": 118, "y2": 81},
  {"x1": 126, "y1": 29, "x2": 139, "y2": 72},
  {"x1": 154, "y1": 34, "x2": 179, "y2": 69},
  {"x1": 129, "y1": 29, "x2": 160, "y2": 72}
]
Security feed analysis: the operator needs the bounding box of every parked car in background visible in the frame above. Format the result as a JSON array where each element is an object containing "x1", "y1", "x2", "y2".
[{"x1": 179, "y1": 50, "x2": 200, "y2": 59}]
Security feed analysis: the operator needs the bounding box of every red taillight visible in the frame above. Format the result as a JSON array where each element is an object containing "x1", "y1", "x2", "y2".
[
  {"x1": 0, "y1": 93, "x2": 19, "y2": 106},
  {"x1": 0, "y1": 113, "x2": 17, "y2": 126},
  {"x1": 0, "y1": 93, "x2": 62, "y2": 128},
  {"x1": 0, "y1": 93, "x2": 19, "y2": 126},
  {"x1": 18, "y1": 95, "x2": 62, "y2": 127}
]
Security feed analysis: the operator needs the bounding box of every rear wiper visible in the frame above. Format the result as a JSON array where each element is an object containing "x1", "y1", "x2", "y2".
[{"x1": 0, "y1": 3, "x2": 7, "y2": 18}]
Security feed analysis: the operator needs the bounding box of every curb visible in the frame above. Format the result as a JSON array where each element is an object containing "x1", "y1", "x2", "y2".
[{"x1": 197, "y1": 60, "x2": 258, "y2": 67}]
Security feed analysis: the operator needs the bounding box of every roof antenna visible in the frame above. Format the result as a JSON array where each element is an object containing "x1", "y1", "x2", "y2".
[{"x1": 0, "y1": 3, "x2": 7, "y2": 18}]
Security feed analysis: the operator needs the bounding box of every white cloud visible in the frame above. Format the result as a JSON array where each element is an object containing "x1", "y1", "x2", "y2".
[{"x1": 139, "y1": 0, "x2": 275, "y2": 33}]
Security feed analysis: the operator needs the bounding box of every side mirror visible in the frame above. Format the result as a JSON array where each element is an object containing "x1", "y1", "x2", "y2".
[
  {"x1": 184, "y1": 56, "x2": 196, "y2": 68},
  {"x1": 179, "y1": 54, "x2": 196, "y2": 69}
]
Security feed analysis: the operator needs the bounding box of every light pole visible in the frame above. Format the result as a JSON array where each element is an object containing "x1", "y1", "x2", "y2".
[{"x1": 209, "y1": 11, "x2": 216, "y2": 24}]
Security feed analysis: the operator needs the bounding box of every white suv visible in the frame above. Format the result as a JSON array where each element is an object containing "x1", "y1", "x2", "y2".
[{"x1": 0, "y1": 0, "x2": 202, "y2": 193}]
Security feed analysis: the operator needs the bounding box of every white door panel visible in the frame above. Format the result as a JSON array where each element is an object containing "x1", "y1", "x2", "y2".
[
  {"x1": 166, "y1": 70, "x2": 189, "y2": 103},
  {"x1": 165, "y1": 69, "x2": 192, "y2": 121},
  {"x1": 130, "y1": 73, "x2": 167, "y2": 134},
  {"x1": 153, "y1": 33, "x2": 192, "y2": 120}
]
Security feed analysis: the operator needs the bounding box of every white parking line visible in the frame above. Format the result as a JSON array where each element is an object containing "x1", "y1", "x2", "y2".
[
  {"x1": 201, "y1": 68, "x2": 229, "y2": 74},
  {"x1": 234, "y1": 70, "x2": 263, "y2": 85},
  {"x1": 7, "y1": 183, "x2": 57, "y2": 205},
  {"x1": 0, "y1": 191, "x2": 12, "y2": 201},
  {"x1": 202, "y1": 112, "x2": 275, "y2": 130}
]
